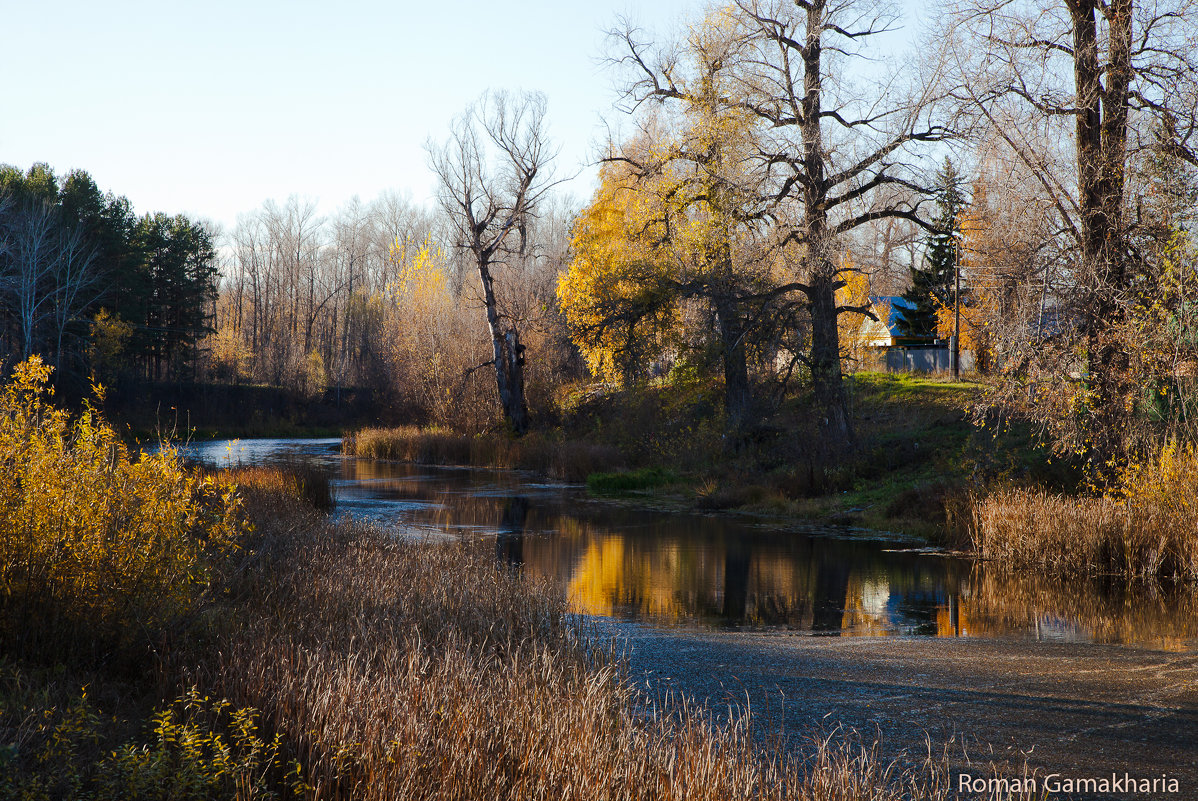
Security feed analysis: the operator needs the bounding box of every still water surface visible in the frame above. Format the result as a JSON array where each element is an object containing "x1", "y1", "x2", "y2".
[{"x1": 184, "y1": 437, "x2": 1198, "y2": 651}]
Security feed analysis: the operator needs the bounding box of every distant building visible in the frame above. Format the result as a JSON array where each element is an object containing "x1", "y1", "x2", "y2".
[{"x1": 857, "y1": 296, "x2": 938, "y2": 348}]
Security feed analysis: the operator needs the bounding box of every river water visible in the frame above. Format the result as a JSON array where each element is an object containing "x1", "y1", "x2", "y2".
[
  {"x1": 185, "y1": 437, "x2": 1198, "y2": 650},
  {"x1": 185, "y1": 438, "x2": 1198, "y2": 788}
]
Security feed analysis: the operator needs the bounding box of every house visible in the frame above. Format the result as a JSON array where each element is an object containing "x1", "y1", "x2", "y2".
[{"x1": 857, "y1": 296, "x2": 936, "y2": 348}]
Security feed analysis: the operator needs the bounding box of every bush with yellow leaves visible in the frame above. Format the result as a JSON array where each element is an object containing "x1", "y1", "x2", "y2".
[{"x1": 0, "y1": 357, "x2": 245, "y2": 664}]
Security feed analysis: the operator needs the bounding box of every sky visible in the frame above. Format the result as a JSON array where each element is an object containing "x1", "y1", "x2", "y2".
[{"x1": 1, "y1": 0, "x2": 923, "y2": 232}]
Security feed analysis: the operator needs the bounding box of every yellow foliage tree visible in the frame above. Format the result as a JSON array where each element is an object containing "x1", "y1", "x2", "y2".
[
  {"x1": 384, "y1": 237, "x2": 493, "y2": 428},
  {"x1": 835, "y1": 256, "x2": 872, "y2": 370},
  {"x1": 88, "y1": 308, "x2": 134, "y2": 385},
  {"x1": 558, "y1": 161, "x2": 680, "y2": 384}
]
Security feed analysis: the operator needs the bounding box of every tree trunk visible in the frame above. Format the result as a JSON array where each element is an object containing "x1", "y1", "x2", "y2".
[
  {"x1": 800, "y1": 0, "x2": 853, "y2": 446},
  {"x1": 478, "y1": 259, "x2": 529, "y2": 435},
  {"x1": 715, "y1": 295, "x2": 752, "y2": 431},
  {"x1": 1069, "y1": 0, "x2": 1132, "y2": 473},
  {"x1": 808, "y1": 271, "x2": 852, "y2": 443}
]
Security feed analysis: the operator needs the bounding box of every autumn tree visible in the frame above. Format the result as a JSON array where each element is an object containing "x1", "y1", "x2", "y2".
[
  {"x1": 559, "y1": 158, "x2": 681, "y2": 384},
  {"x1": 602, "y1": 12, "x2": 781, "y2": 430},
  {"x1": 730, "y1": 0, "x2": 949, "y2": 442},
  {"x1": 429, "y1": 91, "x2": 558, "y2": 435}
]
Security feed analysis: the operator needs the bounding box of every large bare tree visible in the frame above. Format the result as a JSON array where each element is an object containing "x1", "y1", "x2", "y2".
[
  {"x1": 615, "y1": 1, "x2": 947, "y2": 443},
  {"x1": 940, "y1": 0, "x2": 1198, "y2": 468},
  {"x1": 734, "y1": 0, "x2": 948, "y2": 442},
  {"x1": 428, "y1": 91, "x2": 558, "y2": 435}
]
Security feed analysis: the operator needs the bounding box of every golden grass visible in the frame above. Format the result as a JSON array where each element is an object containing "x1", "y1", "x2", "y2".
[
  {"x1": 0, "y1": 358, "x2": 1020, "y2": 799},
  {"x1": 970, "y1": 441, "x2": 1198, "y2": 579},
  {"x1": 208, "y1": 473, "x2": 978, "y2": 801},
  {"x1": 345, "y1": 426, "x2": 624, "y2": 482}
]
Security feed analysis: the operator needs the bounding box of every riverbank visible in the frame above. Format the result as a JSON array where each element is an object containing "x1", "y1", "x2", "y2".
[{"x1": 347, "y1": 373, "x2": 1067, "y2": 546}]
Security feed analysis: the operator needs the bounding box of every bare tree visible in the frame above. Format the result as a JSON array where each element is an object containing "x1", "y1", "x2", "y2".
[
  {"x1": 0, "y1": 199, "x2": 99, "y2": 367},
  {"x1": 940, "y1": 0, "x2": 1198, "y2": 468},
  {"x1": 734, "y1": 0, "x2": 949, "y2": 442},
  {"x1": 428, "y1": 91, "x2": 558, "y2": 435}
]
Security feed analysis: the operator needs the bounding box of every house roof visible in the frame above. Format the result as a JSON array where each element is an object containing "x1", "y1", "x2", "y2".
[{"x1": 868, "y1": 296, "x2": 918, "y2": 337}]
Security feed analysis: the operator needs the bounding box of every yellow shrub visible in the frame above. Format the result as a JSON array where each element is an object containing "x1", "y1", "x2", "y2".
[{"x1": 0, "y1": 357, "x2": 245, "y2": 658}]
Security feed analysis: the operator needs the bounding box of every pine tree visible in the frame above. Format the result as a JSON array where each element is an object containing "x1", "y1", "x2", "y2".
[{"x1": 899, "y1": 159, "x2": 966, "y2": 340}]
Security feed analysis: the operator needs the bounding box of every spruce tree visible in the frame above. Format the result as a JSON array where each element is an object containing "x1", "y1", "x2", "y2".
[{"x1": 899, "y1": 159, "x2": 966, "y2": 341}]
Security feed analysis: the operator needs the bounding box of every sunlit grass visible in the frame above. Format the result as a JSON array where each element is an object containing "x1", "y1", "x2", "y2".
[
  {"x1": 212, "y1": 475, "x2": 974, "y2": 801},
  {"x1": 345, "y1": 425, "x2": 624, "y2": 482},
  {"x1": 0, "y1": 361, "x2": 1029, "y2": 799}
]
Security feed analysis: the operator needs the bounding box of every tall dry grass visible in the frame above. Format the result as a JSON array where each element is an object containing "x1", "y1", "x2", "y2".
[
  {"x1": 207, "y1": 474, "x2": 981, "y2": 801},
  {"x1": 971, "y1": 443, "x2": 1198, "y2": 579},
  {"x1": 345, "y1": 426, "x2": 623, "y2": 482}
]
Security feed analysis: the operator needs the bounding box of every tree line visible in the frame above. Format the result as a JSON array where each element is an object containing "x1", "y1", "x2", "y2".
[
  {"x1": 5, "y1": 0, "x2": 1197, "y2": 480},
  {"x1": 0, "y1": 163, "x2": 218, "y2": 390}
]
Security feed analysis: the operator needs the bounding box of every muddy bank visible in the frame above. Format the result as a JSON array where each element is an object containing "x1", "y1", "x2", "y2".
[{"x1": 598, "y1": 620, "x2": 1198, "y2": 792}]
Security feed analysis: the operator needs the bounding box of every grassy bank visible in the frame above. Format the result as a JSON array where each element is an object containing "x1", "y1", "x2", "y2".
[
  {"x1": 1, "y1": 357, "x2": 999, "y2": 800},
  {"x1": 346, "y1": 373, "x2": 1059, "y2": 545}
]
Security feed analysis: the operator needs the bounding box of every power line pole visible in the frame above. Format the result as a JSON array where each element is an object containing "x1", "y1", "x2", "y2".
[{"x1": 952, "y1": 232, "x2": 961, "y2": 381}]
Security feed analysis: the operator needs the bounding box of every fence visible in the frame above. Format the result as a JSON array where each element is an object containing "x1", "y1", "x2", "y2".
[{"x1": 882, "y1": 347, "x2": 975, "y2": 374}]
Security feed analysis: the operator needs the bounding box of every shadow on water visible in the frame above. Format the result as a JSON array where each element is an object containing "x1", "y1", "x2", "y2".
[{"x1": 184, "y1": 438, "x2": 1198, "y2": 651}]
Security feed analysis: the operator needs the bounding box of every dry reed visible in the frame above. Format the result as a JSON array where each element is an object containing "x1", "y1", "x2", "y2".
[
  {"x1": 207, "y1": 476, "x2": 989, "y2": 801},
  {"x1": 971, "y1": 442, "x2": 1198, "y2": 579},
  {"x1": 345, "y1": 426, "x2": 624, "y2": 482},
  {"x1": 971, "y1": 488, "x2": 1198, "y2": 579}
]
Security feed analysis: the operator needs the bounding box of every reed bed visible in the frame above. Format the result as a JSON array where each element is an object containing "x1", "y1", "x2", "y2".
[
  {"x1": 209, "y1": 475, "x2": 979, "y2": 801},
  {"x1": 971, "y1": 487, "x2": 1198, "y2": 580},
  {"x1": 344, "y1": 426, "x2": 624, "y2": 482},
  {"x1": 220, "y1": 464, "x2": 335, "y2": 511},
  {"x1": 971, "y1": 442, "x2": 1198, "y2": 579}
]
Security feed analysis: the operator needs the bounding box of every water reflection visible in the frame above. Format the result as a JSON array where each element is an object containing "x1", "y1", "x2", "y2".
[{"x1": 184, "y1": 438, "x2": 1198, "y2": 650}]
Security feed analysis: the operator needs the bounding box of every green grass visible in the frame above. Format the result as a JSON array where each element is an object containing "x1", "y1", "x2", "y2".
[{"x1": 586, "y1": 467, "x2": 682, "y2": 494}]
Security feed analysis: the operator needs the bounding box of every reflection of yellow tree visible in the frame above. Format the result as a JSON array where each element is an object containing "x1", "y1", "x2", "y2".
[
  {"x1": 838, "y1": 572, "x2": 895, "y2": 637},
  {"x1": 565, "y1": 536, "x2": 698, "y2": 620}
]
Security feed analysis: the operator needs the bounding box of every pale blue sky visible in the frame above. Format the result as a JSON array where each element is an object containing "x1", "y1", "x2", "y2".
[{"x1": 1, "y1": 1, "x2": 922, "y2": 230}]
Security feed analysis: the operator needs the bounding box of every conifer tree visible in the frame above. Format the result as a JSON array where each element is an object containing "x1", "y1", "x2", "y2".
[{"x1": 899, "y1": 159, "x2": 966, "y2": 341}]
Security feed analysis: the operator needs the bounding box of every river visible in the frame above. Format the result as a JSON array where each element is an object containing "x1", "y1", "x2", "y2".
[{"x1": 185, "y1": 438, "x2": 1198, "y2": 793}]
